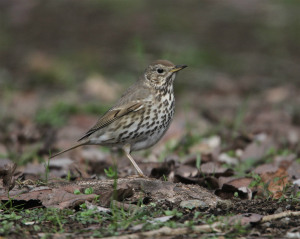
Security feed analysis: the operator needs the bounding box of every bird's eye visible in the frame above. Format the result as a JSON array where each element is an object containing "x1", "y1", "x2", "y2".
[{"x1": 157, "y1": 68, "x2": 164, "y2": 73}]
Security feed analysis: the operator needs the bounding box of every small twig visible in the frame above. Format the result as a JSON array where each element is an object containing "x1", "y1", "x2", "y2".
[
  {"x1": 102, "y1": 222, "x2": 224, "y2": 239},
  {"x1": 101, "y1": 211, "x2": 300, "y2": 239},
  {"x1": 260, "y1": 210, "x2": 300, "y2": 223}
]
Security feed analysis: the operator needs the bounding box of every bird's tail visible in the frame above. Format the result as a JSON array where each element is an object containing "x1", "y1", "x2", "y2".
[{"x1": 49, "y1": 142, "x2": 87, "y2": 159}]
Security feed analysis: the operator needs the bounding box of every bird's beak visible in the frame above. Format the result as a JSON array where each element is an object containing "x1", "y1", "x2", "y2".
[{"x1": 170, "y1": 65, "x2": 188, "y2": 73}]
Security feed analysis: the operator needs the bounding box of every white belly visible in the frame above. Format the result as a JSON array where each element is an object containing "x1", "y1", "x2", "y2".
[{"x1": 130, "y1": 123, "x2": 170, "y2": 151}]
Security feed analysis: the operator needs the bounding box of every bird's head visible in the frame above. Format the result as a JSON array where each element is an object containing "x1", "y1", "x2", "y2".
[{"x1": 144, "y1": 60, "x2": 187, "y2": 89}]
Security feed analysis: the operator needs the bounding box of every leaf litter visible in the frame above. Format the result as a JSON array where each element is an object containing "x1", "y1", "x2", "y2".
[
  {"x1": 1, "y1": 102, "x2": 300, "y2": 238},
  {"x1": 1, "y1": 2, "x2": 300, "y2": 238}
]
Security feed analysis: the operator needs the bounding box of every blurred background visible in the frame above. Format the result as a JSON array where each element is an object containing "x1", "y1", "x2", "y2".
[{"x1": 0, "y1": 0, "x2": 300, "y2": 170}]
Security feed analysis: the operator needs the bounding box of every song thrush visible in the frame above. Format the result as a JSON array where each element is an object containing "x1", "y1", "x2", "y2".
[{"x1": 49, "y1": 60, "x2": 187, "y2": 177}]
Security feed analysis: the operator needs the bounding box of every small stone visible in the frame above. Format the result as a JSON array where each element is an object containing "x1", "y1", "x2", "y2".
[
  {"x1": 262, "y1": 222, "x2": 271, "y2": 228},
  {"x1": 180, "y1": 200, "x2": 208, "y2": 209},
  {"x1": 217, "y1": 200, "x2": 233, "y2": 209},
  {"x1": 250, "y1": 229, "x2": 260, "y2": 236},
  {"x1": 286, "y1": 232, "x2": 300, "y2": 238},
  {"x1": 218, "y1": 153, "x2": 238, "y2": 165},
  {"x1": 286, "y1": 205, "x2": 291, "y2": 210},
  {"x1": 274, "y1": 207, "x2": 283, "y2": 214},
  {"x1": 280, "y1": 217, "x2": 290, "y2": 224}
]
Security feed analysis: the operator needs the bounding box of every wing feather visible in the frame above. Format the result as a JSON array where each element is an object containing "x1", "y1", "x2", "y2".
[
  {"x1": 78, "y1": 78, "x2": 151, "y2": 142},
  {"x1": 78, "y1": 102, "x2": 143, "y2": 141}
]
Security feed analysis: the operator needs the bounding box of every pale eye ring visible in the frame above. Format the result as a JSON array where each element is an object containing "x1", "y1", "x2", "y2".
[{"x1": 157, "y1": 68, "x2": 164, "y2": 74}]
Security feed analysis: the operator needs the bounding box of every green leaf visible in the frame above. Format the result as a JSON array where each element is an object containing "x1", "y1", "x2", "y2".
[
  {"x1": 196, "y1": 154, "x2": 201, "y2": 170},
  {"x1": 253, "y1": 174, "x2": 261, "y2": 181},
  {"x1": 164, "y1": 210, "x2": 174, "y2": 216},
  {"x1": 273, "y1": 177, "x2": 280, "y2": 183},
  {"x1": 4, "y1": 212, "x2": 22, "y2": 220},
  {"x1": 84, "y1": 187, "x2": 94, "y2": 195},
  {"x1": 104, "y1": 166, "x2": 117, "y2": 178},
  {"x1": 33, "y1": 225, "x2": 41, "y2": 231},
  {"x1": 249, "y1": 181, "x2": 257, "y2": 188},
  {"x1": 74, "y1": 189, "x2": 81, "y2": 195}
]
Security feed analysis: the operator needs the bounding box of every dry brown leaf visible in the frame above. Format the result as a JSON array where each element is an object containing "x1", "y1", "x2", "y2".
[
  {"x1": 227, "y1": 213, "x2": 263, "y2": 226},
  {"x1": 200, "y1": 162, "x2": 234, "y2": 178},
  {"x1": 287, "y1": 161, "x2": 300, "y2": 180},
  {"x1": 0, "y1": 186, "x2": 95, "y2": 209},
  {"x1": 214, "y1": 184, "x2": 236, "y2": 199},
  {"x1": 189, "y1": 137, "x2": 220, "y2": 155},
  {"x1": 219, "y1": 177, "x2": 253, "y2": 189},
  {"x1": 241, "y1": 137, "x2": 273, "y2": 161},
  {"x1": 0, "y1": 182, "x2": 133, "y2": 209},
  {"x1": 218, "y1": 176, "x2": 235, "y2": 188},
  {"x1": 149, "y1": 160, "x2": 176, "y2": 179},
  {"x1": 215, "y1": 177, "x2": 254, "y2": 200},
  {"x1": 215, "y1": 184, "x2": 252, "y2": 200},
  {"x1": 274, "y1": 154, "x2": 296, "y2": 166},
  {"x1": 0, "y1": 163, "x2": 17, "y2": 192},
  {"x1": 182, "y1": 154, "x2": 212, "y2": 166},
  {"x1": 254, "y1": 164, "x2": 278, "y2": 174},
  {"x1": 259, "y1": 167, "x2": 290, "y2": 199},
  {"x1": 175, "y1": 165, "x2": 198, "y2": 178},
  {"x1": 174, "y1": 175, "x2": 219, "y2": 189}
]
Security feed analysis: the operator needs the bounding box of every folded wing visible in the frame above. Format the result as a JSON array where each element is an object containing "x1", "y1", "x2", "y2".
[{"x1": 78, "y1": 79, "x2": 150, "y2": 141}]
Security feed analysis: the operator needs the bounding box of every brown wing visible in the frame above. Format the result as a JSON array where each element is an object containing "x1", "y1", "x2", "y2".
[{"x1": 78, "y1": 78, "x2": 150, "y2": 141}]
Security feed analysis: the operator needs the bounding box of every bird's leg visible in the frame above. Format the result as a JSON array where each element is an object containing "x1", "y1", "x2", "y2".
[{"x1": 123, "y1": 144, "x2": 146, "y2": 178}]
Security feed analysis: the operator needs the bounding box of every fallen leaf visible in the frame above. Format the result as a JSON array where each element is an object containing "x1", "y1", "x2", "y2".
[
  {"x1": 93, "y1": 183, "x2": 134, "y2": 206},
  {"x1": 85, "y1": 200, "x2": 110, "y2": 212},
  {"x1": 222, "y1": 177, "x2": 253, "y2": 189},
  {"x1": 182, "y1": 154, "x2": 211, "y2": 166},
  {"x1": 0, "y1": 181, "x2": 133, "y2": 209},
  {"x1": 227, "y1": 213, "x2": 263, "y2": 226},
  {"x1": 274, "y1": 154, "x2": 296, "y2": 166},
  {"x1": 189, "y1": 136, "x2": 221, "y2": 154},
  {"x1": 238, "y1": 187, "x2": 252, "y2": 200},
  {"x1": 200, "y1": 162, "x2": 234, "y2": 178},
  {"x1": 259, "y1": 167, "x2": 290, "y2": 199},
  {"x1": 215, "y1": 184, "x2": 252, "y2": 200},
  {"x1": 241, "y1": 136, "x2": 273, "y2": 161},
  {"x1": 0, "y1": 163, "x2": 17, "y2": 192},
  {"x1": 254, "y1": 164, "x2": 278, "y2": 174},
  {"x1": 174, "y1": 175, "x2": 219, "y2": 189},
  {"x1": 293, "y1": 179, "x2": 300, "y2": 186},
  {"x1": 218, "y1": 176, "x2": 235, "y2": 188},
  {"x1": 131, "y1": 215, "x2": 173, "y2": 231},
  {"x1": 287, "y1": 161, "x2": 300, "y2": 180},
  {"x1": 0, "y1": 186, "x2": 96, "y2": 209},
  {"x1": 175, "y1": 165, "x2": 198, "y2": 178},
  {"x1": 149, "y1": 160, "x2": 176, "y2": 179}
]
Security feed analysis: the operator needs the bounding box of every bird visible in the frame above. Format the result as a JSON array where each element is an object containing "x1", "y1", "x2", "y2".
[{"x1": 49, "y1": 60, "x2": 187, "y2": 177}]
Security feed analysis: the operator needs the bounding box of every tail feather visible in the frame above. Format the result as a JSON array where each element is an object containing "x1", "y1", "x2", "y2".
[{"x1": 49, "y1": 142, "x2": 87, "y2": 159}]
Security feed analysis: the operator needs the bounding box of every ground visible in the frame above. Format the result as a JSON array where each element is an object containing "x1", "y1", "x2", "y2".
[{"x1": 1, "y1": 1, "x2": 300, "y2": 238}]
